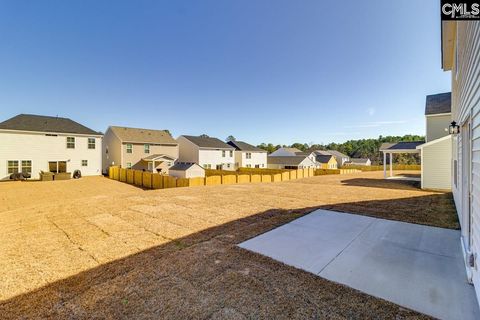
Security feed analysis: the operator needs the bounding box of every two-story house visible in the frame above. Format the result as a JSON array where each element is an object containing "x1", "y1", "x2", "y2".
[
  {"x1": 103, "y1": 126, "x2": 178, "y2": 174},
  {"x1": 226, "y1": 140, "x2": 267, "y2": 169},
  {"x1": 177, "y1": 135, "x2": 235, "y2": 170},
  {"x1": 0, "y1": 114, "x2": 102, "y2": 179}
]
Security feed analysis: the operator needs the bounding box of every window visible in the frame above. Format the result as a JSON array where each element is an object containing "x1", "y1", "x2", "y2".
[
  {"x1": 147, "y1": 162, "x2": 153, "y2": 171},
  {"x1": 203, "y1": 164, "x2": 211, "y2": 169},
  {"x1": 255, "y1": 165, "x2": 259, "y2": 168},
  {"x1": 66, "y1": 137, "x2": 75, "y2": 149},
  {"x1": 246, "y1": 164, "x2": 251, "y2": 168},
  {"x1": 246, "y1": 152, "x2": 252, "y2": 159},
  {"x1": 82, "y1": 160, "x2": 88, "y2": 167},
  {"x1": 21, "y1": 160, "x2": 32, "y2": 173},
  {"x1": 227, "y1": 163, "x2": 231, "y2": 168},
  {"x1": 229, "y1": 150, "x2": 233, "y2": 157},
  {"x1": 144, "y1": 144, "x2": 150, "y2": 154},
  {"x1": 88, "y1": 138, "x2": 96, "y2": 149},
  {"x1": 7, "y1": 160, "x2": 18, "y2": 174},
  {"x1": 126, "y1": 162, "x2": 132, "y2": 169},
  {"x1": 216, "y1": 164, "x2": 222, "y2": 170},
  {"x1": 126, "y1": 144, "x2": 132, "y2": 153},
  {"x1": 222, "y1": 150, "x2": 226, "y2": 157},
  {"x1": 49, "y1": 161, "x2": 67, "y2": 173}
]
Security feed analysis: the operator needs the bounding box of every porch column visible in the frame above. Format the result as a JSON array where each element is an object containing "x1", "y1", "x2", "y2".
[
  {"x1": 383, "y1": 152, "x2": 387, "y2": 178},
  {"x1": 152, "y1": 160, "x2": 155, "y2": 172},
  {"x1": 389, "y1": 152, "x2": 393, "y2": 177}
]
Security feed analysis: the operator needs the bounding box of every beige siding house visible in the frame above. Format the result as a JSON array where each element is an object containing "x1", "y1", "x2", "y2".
[
  {"x1": 417, "y1": 92, "x2": 452, "y2": 191},
  {"x1": 103, "y1": 126, "x2": 178, "y2": 174},
  {"x1": 442, "y1": 20, "x2": 480, "y2": 303},
  {"x1": 227, "y1": 140, "x2": 267, "y2": 169},
  {"x1": 168, "y1": 162, "x2": 205, "y2": 178},
  {"x1": 0, "y1": 114, "x2": 102, "y2": 180},
  {"x1": 315, "y1": 150, "x2": 350, "y2": 167}
]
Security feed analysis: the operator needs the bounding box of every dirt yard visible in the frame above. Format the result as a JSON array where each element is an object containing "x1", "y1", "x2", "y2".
[{"x1": 0, "y1": 171, "x2": 457, "y2": 319}]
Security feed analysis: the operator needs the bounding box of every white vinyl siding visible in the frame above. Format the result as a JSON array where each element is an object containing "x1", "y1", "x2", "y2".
[{"x1": 450, "y1": 21, "x2": 480, "y2": 301}]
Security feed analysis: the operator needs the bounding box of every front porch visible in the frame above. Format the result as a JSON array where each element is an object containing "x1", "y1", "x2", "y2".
[{"x1": 380, "y1": 141, "x2": 423, "y2": 180}]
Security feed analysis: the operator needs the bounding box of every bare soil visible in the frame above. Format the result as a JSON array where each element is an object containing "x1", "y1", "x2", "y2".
[{"x1": 0, "y1": 171, "x2": 456, "y2": 319}]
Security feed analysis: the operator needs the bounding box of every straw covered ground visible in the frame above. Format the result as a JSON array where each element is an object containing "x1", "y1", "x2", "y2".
[{"x1": 0, "y1": 171, "x2": 457, "y2": 319}]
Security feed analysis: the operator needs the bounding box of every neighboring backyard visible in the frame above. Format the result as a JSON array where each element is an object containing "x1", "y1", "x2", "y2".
[{"x1": 0, "y1": 171, "x2": 457, "y2": 319}]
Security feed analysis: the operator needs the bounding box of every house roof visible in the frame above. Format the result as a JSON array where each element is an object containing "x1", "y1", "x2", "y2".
[
  {"x1": 169, "y1": 162, "x2": 203, "y2": 171},
  {"x1": 0, "y1": 114, "x2": 101, "y2": 136},
  {"x1": 349, "y1": 158, "x2": 370, "y2": 164},
  {"x1": 110, "y1": 126, "x2": 177, "y2": 145},
  {"x1": 280, "y1": 147, "x2": 302, "y2": 153},
  {"x1": 227, "y1": 140, "x2": 266, "y2": 152},
  {"x1": 181, "y1": 135, "x2": 234, "y2": 149},
  {"x1": 379, "y1": 141, "x2": 424, "y2": 152},
  {"x1": 314, "y1": 150, "x2": 349, "y2": 158},
  {"x1": 425, "y1": 92, "x2": 451, "y2": 115},
  {"x1": 316, "y1": 154, "x2": 335, "y2": 163},
  {"x1": 142, "y1": 154, "x2": 176, "y2": 161},
  {"x1": 267, "y1": 155, "x2": 312, "y2": 166}
]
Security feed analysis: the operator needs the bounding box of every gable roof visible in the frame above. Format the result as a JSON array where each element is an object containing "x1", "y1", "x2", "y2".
[
  {"x1": 0, "y1": 114, "x2": 101, "y2": 136},
  {"x1": 267, "y1": 155, "x2": 313, "y2": 166},
  {"x1": 425, "y1": 92, "x2": 451, "y2": 115},
  {"x1": 380, "y1": 141, "x2": 424, "y2": 151},
  {"x1": 227, "y1": 140, "x2": 266, "y2": 152},
  {"x1": 109, "y1": 126, "x2": 177, "y2": 145},
  {"x1": 169, "y1": 162, "x2": 204, "y2": 171},
  {"x1": 314, "y1": 150, "x2": 349, "y2": 158},
  {"x1": 349, "y1": 158, "x2": 370, "y2": 164},
  {"x1": 181, "y1": 135, "x2": 234, "y2": 149},
  {"x1": 316, "y1": 154, "x2": 335, "y2": 163}
]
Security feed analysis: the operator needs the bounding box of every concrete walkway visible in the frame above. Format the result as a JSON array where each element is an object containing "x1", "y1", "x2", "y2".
[{"x1": 239, "y1": 210, "x2": 480, "y2": 320}]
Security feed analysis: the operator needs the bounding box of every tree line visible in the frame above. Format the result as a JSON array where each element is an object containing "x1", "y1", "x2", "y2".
[{"x1": 256, "y1": 134, "x2": 424, "y2": 165}]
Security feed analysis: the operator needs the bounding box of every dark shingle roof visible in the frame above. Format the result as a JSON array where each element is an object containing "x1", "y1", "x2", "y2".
[
  {"x1": 0, "y1": 114, "x2": 101, "y2": 135},
  {"x1": 110, "y1": 126, "x2": 177, "y2": 145},
  {"x1": 425, "y1": 92, "x2": 451, "y2": 115},
  {"x1": 315, "y1": 154, "x2": 335, "y2": 163},
  {"x1": 169, "y1": 162, "x2": 202, "y2": 171},
  {"x1": 267, "y1": 155, "x2": 312, "y2": 165},
  {"x1": 227, "y1": 140, "x2": 266, "y2": 152},
  {"x1": 181, "y1": 135, "x2": 234, "y2": 149},
  {"x1": 380, "y1": 141, "x2": 425, "y2": 151}
]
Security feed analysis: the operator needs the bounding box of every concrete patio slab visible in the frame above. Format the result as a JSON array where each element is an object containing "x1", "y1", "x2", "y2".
[{"x1": 239, "y1": 209, "x2": 480, "y2": 320}]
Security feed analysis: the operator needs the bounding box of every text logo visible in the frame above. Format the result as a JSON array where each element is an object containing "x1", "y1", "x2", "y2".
[{"x1": 441, "y1": 1, "x2": 480, "y2": 20}]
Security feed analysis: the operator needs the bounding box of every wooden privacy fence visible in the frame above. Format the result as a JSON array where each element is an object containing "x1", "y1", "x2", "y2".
[{"x1": 109, "y1": 167, "x2": 322, "y2": 190}]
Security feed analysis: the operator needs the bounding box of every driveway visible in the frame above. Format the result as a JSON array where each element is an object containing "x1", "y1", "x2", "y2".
[{"x1": 240, "y1": 210, "x2": 480, "y2": 320}]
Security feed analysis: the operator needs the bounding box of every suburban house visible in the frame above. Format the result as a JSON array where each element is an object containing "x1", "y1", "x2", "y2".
[
  {"x1": 267, "y1": 155, "x2": 317, "y2": 170},
  {"x1": 315, "y1": 154, "x2": 338, "y2": 169},
  {"x1": 441, "y1": 20, "x2": 480, "y2": 302},
  {"x1": 345, "y1": 158, "x2": 372, "y2": 166},
  {"x1": 168, "y1": 162, "x2": 205, "y2": 179},
  {"x1": 416, "y1": 92, "x2": 452, "y2": 190},
  {"x1": 227, "y1": 140, "x2": 267, "y2": 169},
  {"x1": 0, "y1": 114, "x2": 102, "y2": 180},
  {"x1": 270, "y1": 147, "x2": 317, "y2": 163},
  {"x1": 177, "y1": 135, "x2": 235, "y2": 170},
  {"x1": 315, "y1": 150, "x2": 350, "y2": 167},
  {"x1": 103, "y1": 126, "x2": 178, "y2": 174}
]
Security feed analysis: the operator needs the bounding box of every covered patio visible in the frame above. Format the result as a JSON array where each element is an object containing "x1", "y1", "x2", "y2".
[
  {"x1": 379, "y1": 142, "x2": 423, "y2": 180},
  {"x1": 141, "y1": 154, "x2": 176, "y2": 173}
]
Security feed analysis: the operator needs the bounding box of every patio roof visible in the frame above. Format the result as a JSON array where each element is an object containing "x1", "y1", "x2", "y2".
[
  {"x1": 379, "y1": 141, "x2": 424, "y2": 154},
  {"x1": 142, "y1": 154, "x2": 176, "y2": 162}
]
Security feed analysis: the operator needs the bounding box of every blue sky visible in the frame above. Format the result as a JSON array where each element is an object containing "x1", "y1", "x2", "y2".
[{"x1": 0, "y1": 0, "x2": 450, "y2": 145}]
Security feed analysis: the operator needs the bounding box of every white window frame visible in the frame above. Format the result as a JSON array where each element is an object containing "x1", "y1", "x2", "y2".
[
  {"x1": 88, "y1": 138, "x2": 96, "y2": 149},
  {"x1": 126, "y1": 144, "x2": 133, "y2": 154},
  {"x1": 144, "y1": 144, "x2": 150, "y2": 154},
  {"x1": 229, "y1": 150, "x2": 233, "y2": 157},
  {"x1": 7, "y1": 160, "x2": 19, "y2": 174},
  {"x1": 246, "y1": 152, "x2": 252, "y2": 159},
  {"x1": 126, "y1": 162, "x2": 132, "y2": 169},
  {"x1": 81, "y1": 160, "x2": 88, "y2": 167},
  {"x1": 66, "y1": 137, "x2": 75, "y2": 149},
  {"x1": 222, "y1": 150, "x2": 226, "y2": 157},
  {"x1": 21, "y1": 160, "x2": 32, "y2": 173}
]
